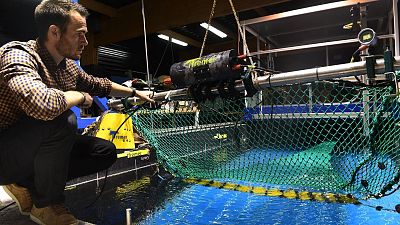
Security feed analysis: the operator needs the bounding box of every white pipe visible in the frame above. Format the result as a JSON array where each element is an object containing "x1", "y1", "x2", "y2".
[
  {"x1": 126, "y1": 208, "x2": 132, "y2": 225},
  {"x1": 107, "y1": 57, "x2": 400, "y2": 108}
]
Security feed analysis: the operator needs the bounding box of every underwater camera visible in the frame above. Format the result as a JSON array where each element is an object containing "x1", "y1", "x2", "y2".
[{"x1": 169, "y1": 49, "x2": 256, "y2": 102}]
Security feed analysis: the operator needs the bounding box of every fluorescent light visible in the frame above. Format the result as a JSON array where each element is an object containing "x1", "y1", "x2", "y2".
[
  {"x1": 171, "y1": 38, "x2": 188, "y2": 46},
  {"x1": 157, "y1": 34, "x2": 169, "y2": 41},
  {"x1": 200, "y1": 23, "x2": 227, "y2": 38},
  {"x1": 157, "y1": 34, "x2": 188, "y2": 46}
]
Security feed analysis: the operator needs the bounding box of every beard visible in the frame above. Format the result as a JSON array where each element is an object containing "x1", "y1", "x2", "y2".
[{"x1": 55, "y1": 36, "x2": 81, "y2": 60}]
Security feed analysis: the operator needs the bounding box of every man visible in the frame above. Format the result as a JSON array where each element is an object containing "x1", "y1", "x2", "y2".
[{"x1": 0, "y1": 0, "x2": 154, "y2": 224}]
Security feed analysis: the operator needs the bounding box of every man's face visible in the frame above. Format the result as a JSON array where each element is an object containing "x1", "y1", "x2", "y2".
[{"x1": 56, "y1": 10, "x2": 88, "y2": 60}]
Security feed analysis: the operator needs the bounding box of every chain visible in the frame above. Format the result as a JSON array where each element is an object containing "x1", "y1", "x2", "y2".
[{"x1": 199, "y1": 0, "x2": 217, "y2": 57}]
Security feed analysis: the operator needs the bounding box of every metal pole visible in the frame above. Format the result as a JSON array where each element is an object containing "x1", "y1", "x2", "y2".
[
  {"x1": 126, "y1": 208, "x2": 132, "y2": 225},
  {"x1": 360, "y1": 5, "x2": 370, "y2": 136},
  {"x1": 249, "y1": 34, "x2": 394, "y2": 56},
  {"x1": 325, "y1": 46, "x2": 329, "y2": 66},
  {"x1": 107, "y1": 57, "x2": 400, "y2": 108},
  {"x1": 241, "y1": 0, "x2": 379, "y2": 26},
  {"x1": 308, "y1": 84, "x2": 313, "y2": 112},
  {"x1": 393, "y1": 0, "x2": 400, "y2": 56}
]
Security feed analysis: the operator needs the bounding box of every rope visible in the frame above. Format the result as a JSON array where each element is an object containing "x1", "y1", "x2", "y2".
[
  {"x1": 141, "y1": 0, "x2": 151, "y2": 84},
  {"x1": 199, "y1": 0, "x2": 218, "y2": 57},
  {"x1": 227, "y1": 0, "x2": 253, "y2": 65}
]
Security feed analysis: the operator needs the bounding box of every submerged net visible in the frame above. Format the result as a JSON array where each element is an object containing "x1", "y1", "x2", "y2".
[{"x1": 133, "y1": 80, "x2": 400, "y2": 198}]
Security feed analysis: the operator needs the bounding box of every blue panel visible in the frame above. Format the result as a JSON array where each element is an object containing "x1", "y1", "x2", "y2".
[
  {"x1": 312, "y1": 103, "x2": 363, "y2": 113},
  {"x1": 71, "y1": 106, "x2": 81, "y2": 118},
  {"x1": 243, "y1": 103, "x2": 366, "y2": 121},
  {"x1": 77, "y1": 117, "x2": 97, "y2": 129},
  {"x1": 243, "y1": 108, "x2": 254, "y2": 121},
  {"x1": 261, "y1": 105, "x2": 309, "y2": 114},
  {"x1": 93, "y1": 96, "x2": 108, "y2": 111}
]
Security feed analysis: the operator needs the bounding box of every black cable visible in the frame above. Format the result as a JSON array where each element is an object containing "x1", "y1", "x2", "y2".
[
  {"x1": 153, "y1": 41, "x2": 170, "y2": 79},
  {"x1": 247, "y1": 56, "x2": 281, "y2": 73},
  {"x1": 84, "y1": 96, "x2": 170, "y2": 208},
  {"x1": 170, "y1": 40, "x2": 175, "y2": 64},
  {"x1": 315, "y1": 67, "x2": 320, "y2": 81},
  {"x1": 85, "y1": 102, "x2": 146, "y2": 208},
  {"x1": 0, "y1": 202, "x2": 16, "y2": 212},
  {"x1": 354, "y1": 75, "x2": 363, "y2": 83}
]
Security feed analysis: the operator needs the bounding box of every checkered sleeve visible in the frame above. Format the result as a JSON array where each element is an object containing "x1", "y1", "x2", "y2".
[
  {"x1": 0, "y1": 48, "x2": 68, "y2": 120},
  {"x1": 72, "y1": 61, "x2": 112, "y2": 97}
]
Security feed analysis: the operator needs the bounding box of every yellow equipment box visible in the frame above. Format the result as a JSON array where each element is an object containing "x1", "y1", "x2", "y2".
[{"x1": 95, "y1": 113, "x2": 135, "y2": 150}]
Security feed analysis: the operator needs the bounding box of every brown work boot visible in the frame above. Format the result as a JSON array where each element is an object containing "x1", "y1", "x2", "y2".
[
  {"x1": 3, "y1": 183, "x2": 33, "y2": 215},
  {"x1": 30, "y1": 204, "x2": 78, "y2": 225}
]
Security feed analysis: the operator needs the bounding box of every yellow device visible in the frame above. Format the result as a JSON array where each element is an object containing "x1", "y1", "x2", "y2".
[{"x1": 95, "y1": 113, "x2": 135, "y2": 150}]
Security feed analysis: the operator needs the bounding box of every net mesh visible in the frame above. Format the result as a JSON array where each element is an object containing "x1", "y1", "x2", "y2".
[{"x1": 133, "y1": 80, "x2": 400, "y2": 197}]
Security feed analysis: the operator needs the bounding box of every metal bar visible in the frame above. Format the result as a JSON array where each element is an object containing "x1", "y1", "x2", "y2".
[
  {"x1": 254, "y1": 57, "x2": 400, "y2": 89},
  {"x1": 248, "y1": 34, "x2": 395, "y2": 56},
  {"x1": 240, "y1": 0, "x2": 379, "y2": 26},
  {"x1": 393, "y1": 0, "x2": 399, "y2": 56},
  {"x1": 244, "y1": 26, "x2": 268, "y2": 44},
  {"x1": 126, "y1": 208, "x2": 132, "y2": 225},
  {"x1": 107, "y1": 57, "x2": 400, "y2": 107},
  {"x1": 264, "y1": 15, "x2": 385, "y2": 39}
]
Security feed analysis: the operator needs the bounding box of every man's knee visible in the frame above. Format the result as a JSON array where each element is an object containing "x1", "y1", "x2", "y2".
[
  {"x1": 100, "y1": 140, "x2": 117, "y2": 162},
  {"x1": 95, "y1": 139, "x2": 117, "y2": 170}
]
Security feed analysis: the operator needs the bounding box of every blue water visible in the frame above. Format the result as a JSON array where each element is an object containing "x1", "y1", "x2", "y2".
[
  {"x1": 67, "y1": 172, "x2": 400, "y2": 225},
  {"x1": 138, "y1": 181, "x2": 400, "y2": 225}
]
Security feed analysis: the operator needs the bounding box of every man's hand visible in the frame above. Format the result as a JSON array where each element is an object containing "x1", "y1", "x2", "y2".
[
  {"x1": 135, "y1": 90, "x2": 155, "y2": 103},
  {"x1": 79, "y1": 92, "x2": 93, "y2": 108},
  {"x1": 64, "y1": 91, "x2": 94, "y2": 109}
]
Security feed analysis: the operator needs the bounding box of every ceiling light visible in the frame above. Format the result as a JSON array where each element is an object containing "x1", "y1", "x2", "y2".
[
  {"x1": 157, "y1": 34, "x2": 188, "y2": 46},
  {"x1": 200, "y1": 23, "x2": 227, "y2": 38}
]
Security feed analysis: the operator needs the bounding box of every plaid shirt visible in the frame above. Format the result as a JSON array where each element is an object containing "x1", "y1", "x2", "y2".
[{"x1": 0, "y1": 40, "x2": 112, "y2": 131}]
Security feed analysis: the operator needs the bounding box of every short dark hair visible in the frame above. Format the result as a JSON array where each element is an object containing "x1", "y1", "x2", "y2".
[{"x1": 34, "y1": 0, "x2": 89, "y2": 42}]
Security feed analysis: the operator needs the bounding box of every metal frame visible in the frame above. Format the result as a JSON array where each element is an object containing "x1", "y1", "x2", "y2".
[
  {"x1": 241, "y1": 0, "x2": 379, "y2": 26},
  {"x1": 107, "y1": 56, "x2": 400, "y2": 108},
  {"x1": 108, "y1": 0, "x2": 400, "y2": 108},
  {"x1": 240, "y1": 0, "x2": 398, "y2": 57}
]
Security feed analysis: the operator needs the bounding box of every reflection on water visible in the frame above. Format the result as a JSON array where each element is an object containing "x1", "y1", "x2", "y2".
[{"x1": 65, "y1": 171, "x2": 400, "y2": 225}]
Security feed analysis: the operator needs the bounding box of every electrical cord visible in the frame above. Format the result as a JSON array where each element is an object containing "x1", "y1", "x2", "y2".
[
  {"x1": 0, "y1": 201, "x2": 16, "y2": 212},
  {"x1": 85, "y1": 100, "x2": 152, "y2": 208},
  {"x1": 247, "y1": 56, "x2": 281, "y2": 73},
  {"x1": 153, "y1": 41, "x2": 170, "y2": 79},
  {"x1": 85, "y1": 95, "x2": 170, "y2": 208}
]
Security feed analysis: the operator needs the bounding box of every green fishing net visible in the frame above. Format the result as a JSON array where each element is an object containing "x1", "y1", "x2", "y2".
[{"x1": 133, "y1": 80, "x2": 400, "y2": 197}]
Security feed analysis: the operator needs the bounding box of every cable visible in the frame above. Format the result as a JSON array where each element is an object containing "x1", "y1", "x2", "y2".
[
  {"x1": 153, "y1": 41, "x2": 170, "y2": 79},
  {"x1": 0, "y1": 201, "x2": 16, "y2": 212},
  {"x1": 247, "y1": 56, "x2": 281, "y2": 73},
  {"x1": 170, "y1": 39, "x2": 175, "y2": 64},
  {"x1": 141, "y1": 0, "x2": 151, "y2": 84},
  {"x1": 228, "y1": 0, "x2": 252, "y2": 65},
  {"x1": 199, "y1": 0, "x2": 217, "y2": 57},
  {"x1": 85, "y1": 103, "x2": 147, "y2": 208},
  {"x1": 84, "y1": 96, "x2": 171, "y2": 208}
]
